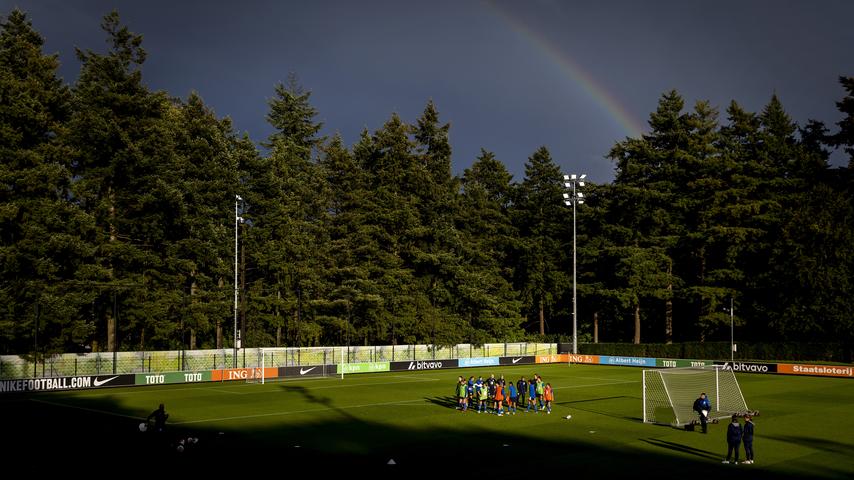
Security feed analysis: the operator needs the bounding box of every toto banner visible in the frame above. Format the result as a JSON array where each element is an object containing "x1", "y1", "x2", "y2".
[
  {"x1": 499, "y1": 356, "x2": 535, "y2": 365},
  {"x1": 390, "y1": 359, "x2": 458, "y2": 371},
  {"x1": 0, "y1": 374, "x2": 135, "y2": 393},
  {"x1": 714, "y1": 361, "x2": 777, "y2": 374}
]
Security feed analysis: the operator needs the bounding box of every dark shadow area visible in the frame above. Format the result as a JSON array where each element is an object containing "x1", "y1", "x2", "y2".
[
  {"x1": 641, "y1": 438, "x2": 721, "y2": 460},
  {"x1": 1, "y1": 391, "x2": 849, "y2": 478},
  {"x1": 767, "y1": 435, "x2": 853, "y2": 456},
  {"x1": 424, "y1": 395, "x2": 459, "y2": 409}
]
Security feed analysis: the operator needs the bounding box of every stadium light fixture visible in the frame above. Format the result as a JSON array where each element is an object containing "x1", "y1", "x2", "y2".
[
  {"x1": 234, "y1": 195, "x2": 243, "y2": 367},
  {"x1": 562, "y1": 174, "x2": 586, "y2": 354}
]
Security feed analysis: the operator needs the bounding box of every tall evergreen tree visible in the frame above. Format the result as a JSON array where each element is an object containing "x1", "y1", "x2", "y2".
[
  {"x1": 512, "y1": 146, "x2": 569, "y2": 336},
  {"x1": 0, "y1": 10, "x2": 96, "y2": 353}
]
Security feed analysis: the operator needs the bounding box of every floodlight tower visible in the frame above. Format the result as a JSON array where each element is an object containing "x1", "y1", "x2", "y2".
[{"x1": 562, "y1": 174, "x2": 586, "y2": 355}]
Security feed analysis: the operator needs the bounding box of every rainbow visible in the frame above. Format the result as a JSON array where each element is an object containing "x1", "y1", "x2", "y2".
[{"x1": 485, "y1": 3, "x2": 645, "y2": 138}]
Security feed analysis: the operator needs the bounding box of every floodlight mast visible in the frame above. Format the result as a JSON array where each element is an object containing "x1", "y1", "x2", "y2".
[
  {"x1": 562, "y1": 174, "x2": 586, "y2": 354},
  {"x1": 234, "y1": 195, "x2": 243, "y2": 368}
]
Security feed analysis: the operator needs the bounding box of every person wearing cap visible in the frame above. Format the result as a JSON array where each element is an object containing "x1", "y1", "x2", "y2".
[
  {"x1": 723, "y1": 414, "x2": 743, "y2": 464},
  {"x1": 693, "y1": 393, "x2": 711, "y2": 433},
  {"x1": 742, "y1": 414, "x2": 755, "y2": 464}
]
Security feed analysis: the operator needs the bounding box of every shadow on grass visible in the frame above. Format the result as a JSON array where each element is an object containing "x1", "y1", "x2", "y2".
[
  {"x1": 1, "y1": 391, "x2": 848, "y2": 478},
  {"x1": 556, "y1": 395, "x2": 643, "y2": 422}
]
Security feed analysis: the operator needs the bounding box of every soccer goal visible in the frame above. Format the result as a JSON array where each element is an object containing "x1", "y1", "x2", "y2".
[{"x1": 643, "y1": 365, "x2": 749, "y2": 426}]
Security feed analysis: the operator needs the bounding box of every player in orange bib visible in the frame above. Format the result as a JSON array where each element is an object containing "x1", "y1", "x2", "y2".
[
  {"x1": 543, "y1": 383, "x2": 554, "y2": 414},
  {"x1": 494, "y1": 383, "x2": 505, "y2": 416}
]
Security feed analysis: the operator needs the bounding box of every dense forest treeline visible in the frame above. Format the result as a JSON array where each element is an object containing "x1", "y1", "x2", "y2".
[{"x1": 2, "y1": 10, "x2": 853, "y2": 354}]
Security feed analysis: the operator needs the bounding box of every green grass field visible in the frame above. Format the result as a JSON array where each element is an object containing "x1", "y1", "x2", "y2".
[{"x1": 4, "y1": 364, "x2": 853, "y2": 476}]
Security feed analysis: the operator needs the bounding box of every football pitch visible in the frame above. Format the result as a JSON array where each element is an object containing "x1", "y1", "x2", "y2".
[{"x1": 3, "y1": 364, "x2": 853, "y2": 477}]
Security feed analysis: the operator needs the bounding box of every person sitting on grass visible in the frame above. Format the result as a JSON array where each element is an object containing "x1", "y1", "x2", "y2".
[{"x1": 147, "y1": 403, "x2": 169, "y2": 433}]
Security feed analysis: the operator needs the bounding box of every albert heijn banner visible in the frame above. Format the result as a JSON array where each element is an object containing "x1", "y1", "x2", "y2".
[
  {"x1": 499, "y1": 356, "x2": 535, "y2": 366},
  {"x1": 0, "y1": 374, "x2": 135, "y2": 393},
  {"x1": 535, "y1": 354, "x2": 568, "y2": 364},
  {"x1": 599, "y1": 355, "x2": 656, "y2": 367},
  {"x1": 390, "y1": 359, "x2": 459, "y2": 371},
  {"x1": 459, "y1": 357, "x2": 500, "y2": 368},
  {"x1": 777, "y1": 363, "x2": 853, "y2": 378},
  {"x1": 713, "y1": 361, "x2": 777, "y2": 374},
  {"x1": 211, "y1": 367, "x2": 279, "y2": 382}
]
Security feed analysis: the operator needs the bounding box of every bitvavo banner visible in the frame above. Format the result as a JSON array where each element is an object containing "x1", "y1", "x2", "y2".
[
  {"x1": 0, "y1": 374, "x2": 134, "y2": 393},
  {"x1": 390, "y1": 359, "x2": 459, "y2": 371},
  {"x1": 713, "y1": 361, "x2": 777, "y2": 374}
]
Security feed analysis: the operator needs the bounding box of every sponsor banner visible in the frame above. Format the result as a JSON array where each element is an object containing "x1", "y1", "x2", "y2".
[
  {"x1": 390, "y1": 359, "x2": 459, "y2": 371},
  {"x1": 567, "y1": 354, "x2": 600, "y2": 365},
  {"x1": 336, "y1": 362, "x2": 390, "y2": 374},
  {"x1": 599, "y1": 355, "x2": 656, "y2": 367},
  {"x1": 134, "y1": 371, "x2": 213, "y2": 385},
  {"x1": 777, "y1": 363, "x2": 853, "y2": 378},
  {"x1": 459, "y1": 357, "x2": 500, "y2": 368},
  {"x1": 281, "y1": 365, "x2": 331, "y2": 378},
  {"x1": 0, "y1": 374, "x2": 134, "y2": 393},
  {"x1": 211, "y1": 367, "x2": 279, "y2": 381},
  {"x1": 657, "y1": 359, "x2": 714, "y2": 368},
  {"x1": 535, "y1": 354, "x2": 569, "y2": 364},
  {"x1": 713, "y1": 361, "x2": 777, "y2": 374},
  {"x1": 499, "y1": 356, "x2": 535, "y2": 366}
]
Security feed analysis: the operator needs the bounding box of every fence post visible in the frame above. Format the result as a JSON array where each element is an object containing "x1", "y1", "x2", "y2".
[{"x1": 74, "y1": 357, "x2": 77, "y2": 376}]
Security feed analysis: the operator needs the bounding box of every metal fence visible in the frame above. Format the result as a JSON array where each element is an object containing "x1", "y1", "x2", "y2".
[{"x1": 0, "y1": 343, "x2": 556, "y2": 380}]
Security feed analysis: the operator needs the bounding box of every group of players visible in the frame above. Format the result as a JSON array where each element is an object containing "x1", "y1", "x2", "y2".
[{"x1": 455, "y1": 374, "x2": 557, "y2": 416}]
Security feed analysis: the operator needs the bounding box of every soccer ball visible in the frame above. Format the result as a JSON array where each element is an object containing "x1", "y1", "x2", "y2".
[
  {"x1": 138, "y1": 423, "x2": 148, "y2": 432},
  {"x1": 565, "y1": 415, "x2": 572, "y2": 420},
  {"x1": 176, "y1": 444, "x2": 184, "y2": 453}
]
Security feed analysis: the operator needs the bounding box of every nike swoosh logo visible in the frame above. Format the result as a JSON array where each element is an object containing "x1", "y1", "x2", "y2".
[
  {"x1": 512, "y1": 358, "x2": 523, "y2": 364},
  {"x1": 299, "y1": 367, "x2": 316, "y2": 375},
  {"x1": 93, "y1": 376, "x2": 118, "y2": 387}
]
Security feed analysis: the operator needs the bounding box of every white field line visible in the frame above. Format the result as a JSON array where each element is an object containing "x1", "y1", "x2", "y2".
[
  {"x1": 171, "y1": 398, "x2": 430, "y2": 425},
  {"x1": 29, "y1": 398, "x2": 146, "y2": 420}
]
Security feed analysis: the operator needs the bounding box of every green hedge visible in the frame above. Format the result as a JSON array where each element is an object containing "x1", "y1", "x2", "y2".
[{"x1": 576, "y1": 342, "x2": 852, "y2": 363}]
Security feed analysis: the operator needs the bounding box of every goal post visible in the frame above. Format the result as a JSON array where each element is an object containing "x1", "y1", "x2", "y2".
[{"x1": 643, "y1": 365, "x2": 749, "y2": 426}]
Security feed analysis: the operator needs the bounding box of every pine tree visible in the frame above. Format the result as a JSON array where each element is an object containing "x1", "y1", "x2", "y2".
[
  {"x1": 512, "y1": 146, "x2": 569, "y2": 336},
  {"x1": 0, "y1": 10, "x2": 96, "y2": 353}
]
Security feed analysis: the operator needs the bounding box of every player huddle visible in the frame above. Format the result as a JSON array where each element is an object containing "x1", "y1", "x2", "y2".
[{"x1": 456, "y1": 374, "x2": 554, "y2": 416}]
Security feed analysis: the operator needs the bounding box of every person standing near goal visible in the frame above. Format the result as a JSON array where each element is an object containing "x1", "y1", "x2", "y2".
[
  {"x1": 742, "y1": 414, "x2": 755, "y2": 464},
  {"x1": 693, "y1": 393, "x2": 711, "y2": 433},
  {"x1": 723, "y1": 414, "x2": 743, "y2": 464}
]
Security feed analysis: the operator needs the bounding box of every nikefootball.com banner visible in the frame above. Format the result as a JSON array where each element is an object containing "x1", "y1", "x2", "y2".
[{"x1": 0, "y1": 374, "x2": 134, "y2": 392}]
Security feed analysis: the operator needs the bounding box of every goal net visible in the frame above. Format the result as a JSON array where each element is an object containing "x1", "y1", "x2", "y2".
[{"x1": 643, "y1": 365, "x2": 749, "y2": 425}]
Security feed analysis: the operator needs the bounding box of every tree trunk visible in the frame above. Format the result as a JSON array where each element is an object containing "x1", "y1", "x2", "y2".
[
  {"x1": 538, "y1": 297, "x2": 545, "y2": 335},
  {"x1": 216, "y1": 277, "x2": 224, "y2": 348},
  {"x1": 189, "y1": 274, "x2": 197, "y2": 349},
  {"x1": 593, "y1": 311, "x2": 599, "y2": 343},
  {"x1": 633, "y1": 302, "x2": 641, "y2": 344},
  {"x1": 107, "y1": 186, "x2": 116, "y2": 352},
  {"x1": 665, "y1": 258, "x2": 673, "y2": 344}
]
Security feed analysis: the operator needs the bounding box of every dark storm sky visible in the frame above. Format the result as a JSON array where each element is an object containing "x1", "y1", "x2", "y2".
[{"x1": 5, "y1": 0, "x2": 853, "y2": 182}]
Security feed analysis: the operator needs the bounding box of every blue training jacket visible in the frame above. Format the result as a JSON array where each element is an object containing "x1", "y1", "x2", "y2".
[{"x1": 727, "y1": 422, "x2": 743, "y2": 444}]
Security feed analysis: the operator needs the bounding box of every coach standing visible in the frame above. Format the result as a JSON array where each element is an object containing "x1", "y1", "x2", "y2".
[{"x1": 693, "y1": 392, "x2": 711, "y2": 433}]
